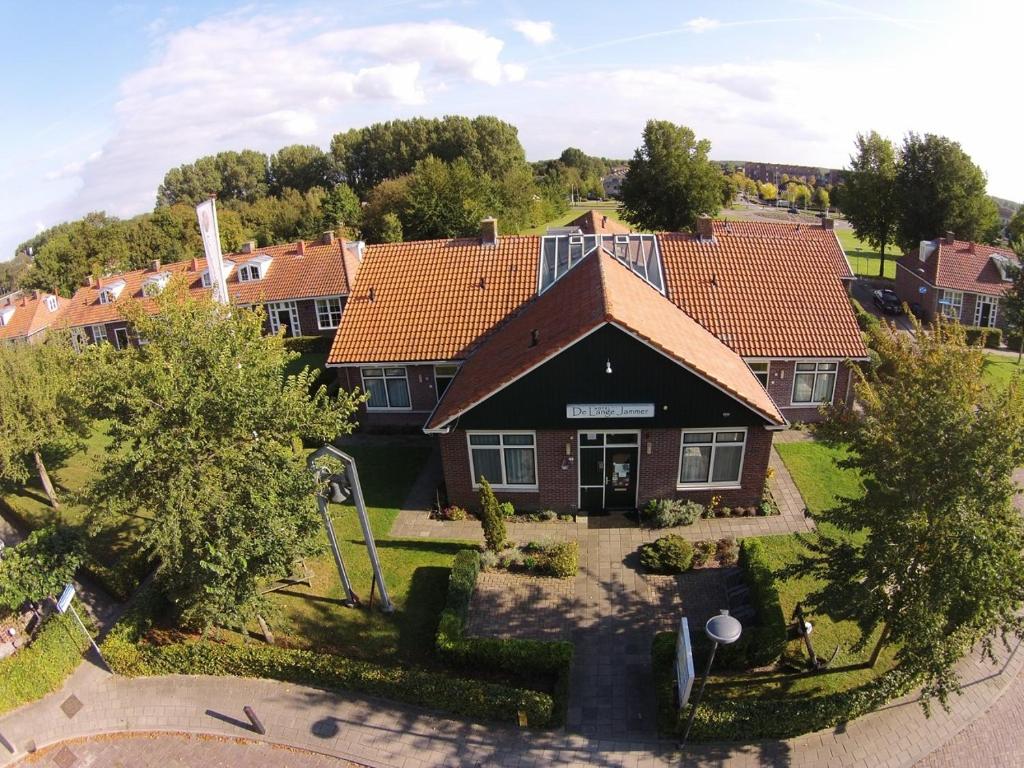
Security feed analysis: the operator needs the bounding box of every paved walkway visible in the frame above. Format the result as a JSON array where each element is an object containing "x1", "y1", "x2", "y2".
[
  {"x1": 15, "y1": 731, "x2": 360, "y2": 767},
  {"x1": 2, "y1": 634, "x2": 1022, "y2": 768}
]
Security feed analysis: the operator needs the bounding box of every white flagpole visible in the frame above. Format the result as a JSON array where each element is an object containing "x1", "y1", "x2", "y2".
[{"x1": 196, "y1": 197, "x2": 230, "y2": 305}]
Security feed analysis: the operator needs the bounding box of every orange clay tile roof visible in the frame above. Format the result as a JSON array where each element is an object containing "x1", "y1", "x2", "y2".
[
  {"x1": 897, "y1": 238, "x2": 1020, "y2": 297},
  {"x1": 62, "y1": 240, "x2": 352, "y2": 328},
  {"x1": 659, "y1": 221, "x2": 867, "y2": 359},
  {"x1": 566, "y1": 209, "x2": 631, "y2": 235},
  {"x1": 426, "y1": 250, "x2": 784, "y2": 430},
  {"x1": 0, "y1": 292, "x2": 70, "y2": 341},
  {"x1": 328, "y1": 236, "x2": 539, "y2": 364}
]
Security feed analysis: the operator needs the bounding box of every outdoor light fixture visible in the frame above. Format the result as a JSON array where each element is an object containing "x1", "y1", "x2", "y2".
[
  {"x1": 605, "y1": 358, "x2": 613, "y2": 374},
  {"x1": 680, "y1": 610, "x2": 743, "y2": 747}
]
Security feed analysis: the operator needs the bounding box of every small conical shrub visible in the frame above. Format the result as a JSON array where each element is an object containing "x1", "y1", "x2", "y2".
[{"x1": 478, "y1": 477, "x2": 507, "y2": 552}]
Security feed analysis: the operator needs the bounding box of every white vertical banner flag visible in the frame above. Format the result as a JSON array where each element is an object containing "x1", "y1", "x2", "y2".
[{"x1": 196, "y1": 198, "x2": 229, "y2": 305}]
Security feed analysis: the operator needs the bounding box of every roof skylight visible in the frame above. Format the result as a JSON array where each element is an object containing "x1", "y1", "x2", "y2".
[{"x1": 538, "y1": 233, "x2": 664, "y2": 294}]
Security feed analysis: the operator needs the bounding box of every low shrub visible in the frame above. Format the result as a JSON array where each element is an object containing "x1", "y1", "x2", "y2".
[
  {"x1": 1007, "y1": 331, "x2": 1023, "y2": 353},
  {"x1": 639, "y1": 535, "x2": 694, "y2": 574},
  {"x1": 436, "y1": 549, "x2": 573, "y2": 725},
  {"x1": 497, "y1": 501, "x2": 516, "y2": 519},
  {"x1": 541, "y1": 541, "x2": 578, "y2": 578},
  {"x1": 651, "y1": 631, "x2": 917, "y2": 740},
  {"x1": 849, "y1": 297, "x2": 880, "y2": 332},
  {"x1": 716, "y1": 536, "x2": 738, "y2": 566},
  {"x1": 963, "y1": 325, "x2": 1002, "y2": 349},
  {"x1": 478, "y1": 550, "x2": 499, "y2": 571},
  {"x1": 642, "y1": 499, "x2": 703, "y2": 528},
  {"x1": 738, "y1": 539, "x2": 787, "y2": 666},
  {"x1": 0, "y1": 613, "x2": 90, "y2": 715},
  {"x1": 281, "y1": 335, "x2": 333, "y2": 354},
  {"x1": 692, "y1": 540, "x2": 715, "y2": 567},
  {"x1": 436, "y1": 505, "x2": 467, "y2": 521}
]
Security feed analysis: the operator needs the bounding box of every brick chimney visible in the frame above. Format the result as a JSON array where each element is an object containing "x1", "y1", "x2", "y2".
[
  {"x1": 83, "y1": 276, "x2": 96, "y2": 288},
  {"x1": 968, "y1": 241, "x2": 977, "y2": 254},
  {"x1": 696, "y1": 215, "x2": 714, "y2": 240},
  {"x1": 32, "y1": 289, "x2": 40, "y2": 300},
  {"x1": 149, "y1": 259, "x2": 161, "y2": 272},
  {"x1": 241, "y1": 241, "x2": 257, "y2": 254},
  {"x1": 191, "y1": 257, "x2": 201, "y2": 271},
  {"x1": 480, "y1": 217, "x2": 498, "y2": 247},
  {"x1": 944, "y1": 231, "x2": 956, "y2": 245},
  {"x1": 297, "y1": 240, "x2": 307, "y2": 256},
  {"x1": 320, "y1": 231, "x2": 336, "y2": 245},
  {"x1": 820, "y1": 216, "x2": 835, "y2": 230}
]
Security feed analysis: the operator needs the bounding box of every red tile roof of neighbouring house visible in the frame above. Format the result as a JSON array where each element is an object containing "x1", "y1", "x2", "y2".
[
  {"x1": 659, "y1": 220, "x2": 866, "y2": 359},
  {"x1": 897, "y1": 238, "x2": 1020, "y2": 297},
  {"x1": 565, "y1": 209, "x2": 631, "y2": 235},
  {"x1": 426, "y1": 249, "x2": 785, "y2": 430},
  {"x1": 62, "y1": 239, "x2": 354, "y2": 329},
  {"x1": 328, "y1": 236, "x2": 540, "y2": 364},
  {"x1": 0, "y1": 291, "x2": 71, "y2": 342},
  {"x1": 328, "y1": 219, "x2": 867, "y2": 366}
]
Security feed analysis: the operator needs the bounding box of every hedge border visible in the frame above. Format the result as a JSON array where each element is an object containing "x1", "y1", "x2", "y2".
[
  {"x1": 100, "y1": 572, "x2": 556, "y2": 727},
  {"x1": 653, "y1": 630, "x2": 918, "y2": 740},
  {"x1": 435, "y1": 549, "x2": 574, "y2": 724},
  {"x1": 282, "y1": 335, "x2": 333, "y2": 354},
  {"x1": 0, "y1": 613, "x2": 90, "y2": 716},
  {"x1": 738, "y1": 538, "x2": 788, "y2": 666}
]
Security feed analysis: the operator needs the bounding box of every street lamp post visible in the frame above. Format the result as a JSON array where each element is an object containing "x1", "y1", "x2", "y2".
[{"x1": 680, "y1": 610, "x2": 743, "y2": 748}]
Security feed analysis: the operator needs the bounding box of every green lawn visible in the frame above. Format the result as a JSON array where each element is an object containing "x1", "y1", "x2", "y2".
[
  {"x1": 253, "y1": 444, "x2": 472, "y2": 665},
  {"x1": 0, "y1": 422, "x2": 146, "y2": 592},
  {"x1": 705, "y1": 438, "x2": 896, "y2": 698},
  {"x1": 982, "y1": 352, "x2": 1024, "y2": 390},
  {"x1": 836, "y1": 228, "x2": 900, "y2": 279},
  {"x1": 519, "y1": 202, "x2": 630, "y2": 236}
]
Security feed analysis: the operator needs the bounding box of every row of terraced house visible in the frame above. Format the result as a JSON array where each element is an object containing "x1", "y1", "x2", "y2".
[{"x1": 3, "y1": 211, "x2": 1017, "y2": 515}]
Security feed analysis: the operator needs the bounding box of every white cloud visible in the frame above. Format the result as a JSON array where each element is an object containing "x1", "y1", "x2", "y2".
[
  {"x1": 685, "y1": 17, "x2": 721, "y2": 33},
  {"x1": 35, "y1": 12, "x2": 518, "y2": 224},
  {"x1": 512, "y1": 19, "x2": 554, "y2": 45}
]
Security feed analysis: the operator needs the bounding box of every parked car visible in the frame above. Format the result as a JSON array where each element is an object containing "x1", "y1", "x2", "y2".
[{"x1": 872, "y1": 288, "x2": 903, "y2": 315}]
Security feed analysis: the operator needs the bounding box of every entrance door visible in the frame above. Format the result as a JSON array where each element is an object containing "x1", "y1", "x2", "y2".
[
  {"x1": 275, "y1": 308, "x2": 295, "y2": 337},
  {"x1": 604, "y1": 447, "x2": 638, "y2": 510},
  {"x1": 974, "y1": 296, "x2": 997, "y2": 328}
]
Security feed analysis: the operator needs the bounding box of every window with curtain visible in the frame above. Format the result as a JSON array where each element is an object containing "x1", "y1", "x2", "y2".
[
  {"x1": 937, "y1": 290, "x2": 963, "y2": 320},
  {"x1": 468, "y1": 432, "x2": 537, "y2": 487},
  {"x1": 678, "y1": 429, "x2": 746, "y2": 486},
  {"x1": 361, "y1": 367, "x2": 411, "y2": 409},
  {"x1": 792, "y1": 362, "x2": 837, "y2": 404}
]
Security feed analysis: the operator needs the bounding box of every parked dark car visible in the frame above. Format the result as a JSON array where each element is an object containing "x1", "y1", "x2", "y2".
[{"x1": 872, "y1": 288, "x2": 903, "y2": 315}]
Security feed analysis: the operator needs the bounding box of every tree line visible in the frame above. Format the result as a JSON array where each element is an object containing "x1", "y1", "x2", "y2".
[{"x1": 7, "y1": 115, "x2": 622, "y2": 297}]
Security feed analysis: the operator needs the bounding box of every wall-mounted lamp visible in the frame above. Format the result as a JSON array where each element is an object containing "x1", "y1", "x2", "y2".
[
  {"x1": 605, "y1": 358, "x2": 613, "y2": 374},
  {"x1": 646, "y1": 438, "x2": 652, "y2": 456},
  {"x1": 565, "y1": 441, "x2": 572, "y2": 456}
]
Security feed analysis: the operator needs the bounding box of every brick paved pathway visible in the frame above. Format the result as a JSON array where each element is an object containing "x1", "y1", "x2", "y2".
[{"x1": 15, "y1": 731, "x2": 360, "y2": 767}]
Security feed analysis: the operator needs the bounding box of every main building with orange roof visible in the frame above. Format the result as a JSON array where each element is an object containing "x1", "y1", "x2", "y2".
[{"x1": 328, "y1": 212, "x2": 868, "y2": 514}]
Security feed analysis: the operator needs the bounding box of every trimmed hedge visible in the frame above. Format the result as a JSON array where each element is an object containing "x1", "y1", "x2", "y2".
[
  {"x1": 0, "y1": 613, "x2": 90, "y2": 715},
  {"x1": 962, "y1": 325, "x2": 1002, "y2": 349},
  {"x1": 739, "y1": 538, "x2": 788, "y2": 666},
  {"x1": 436, "y1": 549, "x2": 573, "y2": 723},
  {"x1": 114, "y1": 640, "x2": 554, "y2": 727},
  {"x1": 282, "y1": 335, "x2": 333, "y2": 354},
  {"x1": 652, "y1": 630, "x2": 918, "y2": 740},
  {"x1": 1007, "y1": 332, "x2": 1023, "y2": 353},
  {"x1": 849, "y1": 298, "x2": 880, "y2": 332}
]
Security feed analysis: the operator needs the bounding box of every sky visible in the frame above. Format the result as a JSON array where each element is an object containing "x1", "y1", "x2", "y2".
[{"x1": 1, "y1": 0, "x2": 1021, "y2": 260}]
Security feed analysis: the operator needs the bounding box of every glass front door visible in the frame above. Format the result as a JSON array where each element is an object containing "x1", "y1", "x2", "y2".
[
  {"x1": 577, "y1": 432, "x2": 640, "y2": 512},
  {"x1": 604, "y1": 447, "x2": 638, "y2": 510}
]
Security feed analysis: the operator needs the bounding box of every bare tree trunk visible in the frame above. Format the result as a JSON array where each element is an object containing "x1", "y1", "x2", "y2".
[
  {"x1": 878, "y1": 242, "x2": 886, "y2": 279},
  {"x1": 257, "y1": 615, "x2": 275, "y2": 645},
  {"x1": 34, "y1": 451, "x2": 60, "y2": 509},
  {"x1": 1018, "y1": 333, "x2": 1023, "y2": 365},
  {"x1": 868, "y1": 623, "x2": 889, "y2": 668}
]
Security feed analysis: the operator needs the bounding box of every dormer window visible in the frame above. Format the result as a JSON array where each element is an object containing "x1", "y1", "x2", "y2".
[
  {"x1": 201, "y1": 272, "x2": 212, "y2": 288},
  {"x1": 0, "y1": 306, "x2": 13, "y2": 327},
  {"x1": 200, "y1": 261, "x2": 234, "y2": 288},
  {"x1": 991, "y1": 254, "x2": 1019, "y2": 282},
  {"x1": 98, "y1": 279, "x2": 126, "y2": 305},
  {"x1": 238, "y1": 254, "x2": 273, "y2": 282},
  {"x1": 141, "y1": 272, "x2": 171, "y2": 297},
  {"x1": 45, "y1": 295, "x2": 58, "y2": 312}
]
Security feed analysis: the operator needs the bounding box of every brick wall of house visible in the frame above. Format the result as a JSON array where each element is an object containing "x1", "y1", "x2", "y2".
[
  {"x1": 337, "y1": 363, "x2": 437, "y2": 431},
  {"x1": 762, "y1": 359, "x2": 854, "y2": 422},
  {"x1": 440, "y1": 426, "x2": 772, "y2": 513},
  {"x1": 895, "y1": 263, "x2": 936, "y2": 321}
]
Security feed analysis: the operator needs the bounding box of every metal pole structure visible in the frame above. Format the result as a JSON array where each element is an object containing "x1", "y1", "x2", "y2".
[
  {"x1": 680, "y1": 640, "x2": 719, "y2": 747},
  {"x1": 314, "y1": 483, "x2": 358, "y2": 607},
  {"x1": 345, "y1": 454, "x2": 394, "y2": 613}
]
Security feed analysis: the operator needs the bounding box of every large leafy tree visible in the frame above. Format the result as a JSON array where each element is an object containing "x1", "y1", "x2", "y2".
[
  {"x1": 796, "y1": 320, "x2": 1024, "y2": 708},
  {"x1": 895, "y1": 132, "x2": 1001, "y2": 250},
  {"x1": 619, "y1": 120, "x2": 723, "y2": 232},
  {"x1": 269, "y1": 144, "x2": 340, "y2": 195},
  {"x1": 1001, "y1": 261, "x2": 1024, "y2": 362},
  {"x1": 0, "y1": 527, "x2": 83, "y2": 611},
  {"x1": 404, "y1": 156, "x2": 494, "y2": 240},
  {"x1": 156, "y1": 150, "x2": 269, "y2": 207},
  {"x1": 0, "y1": 336, "x2": 90, "y2": 509},
  {"x1": 1007, "y1": 206, "x2": 1024, "y2": 246},
  {"x1": 843, "y1": 131, "x2": 899, "y2": 277},
  {"x1": 83, "y1": 283, "x2": 361, "y2": 629}
]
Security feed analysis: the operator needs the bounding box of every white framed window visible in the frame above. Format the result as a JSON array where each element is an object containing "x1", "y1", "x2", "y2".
[
  {"x1": 434, "y1": 364, "x2": 459, "y2": 400},
  {"x1": 113, "y1": 328, "x2": 130, "y2": 350},
  {"x1": 315, "y1": 297, "x2": 343, "y2": 329},
  {"x1": 938, "y1": 290, "x2": 963, "y2": 320},
  {"x1": 468, "y1": 432, "x2": 537, "y2": 489},
  {"x1": 45, "y1": 295, "x2": 59, "y2": 312},
  {"x1": 91, "y1": 324, "x2": 108, "y2": 344},
  {"x1": 200, "y1": 272, "x2": 212, "y2": 288},
  {"x1": 792, "y1": 362, "x2": 838, "y2": 404},
  {"x1": 678, "y1": 428, "x2": 747, "y2": 488},
  {"x1": 238, "y1": 264, "x2": 261, "y2": 282},
  {"x1": 748, "y1": 361, "x2": 769, "y2": 388},
  {"x1": 99, "y1": 289, "x2": 115, "y2": 305},
  {"x1": 267, "y1": 301, "x2": 301, "y2": 336},
  {"x1": 361, "y1": 366, "x2": 411, "y2": 410}
]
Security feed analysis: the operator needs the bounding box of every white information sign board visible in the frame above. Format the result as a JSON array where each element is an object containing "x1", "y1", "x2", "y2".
[
  {"x1": 56, "y1": 583, "x2": 75, "y2": 614},
  {"x1": 566, "y1": 403, "x2": 654, "y2": 419},
  {"x1": 676, "y1": 616, "x2": 695, "y2": 707}
]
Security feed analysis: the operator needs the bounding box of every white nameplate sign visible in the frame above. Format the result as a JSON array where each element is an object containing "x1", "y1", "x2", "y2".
[{"x1": 566, "y1": 403, "x2": 654, "y2": 419}]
